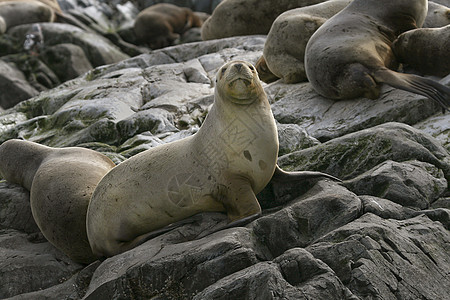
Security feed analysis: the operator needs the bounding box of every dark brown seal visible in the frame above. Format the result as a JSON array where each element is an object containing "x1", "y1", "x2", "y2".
[
  {"x1": 305, "y1": 0, "x2": 450, "y2": 110},
  {"x1": 134, "y1": 3, "x2": 204, "y2": 49}
]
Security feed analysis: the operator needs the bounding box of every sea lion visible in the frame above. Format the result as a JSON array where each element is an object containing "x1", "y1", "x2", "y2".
[
  {"x1": 255, "y1": 55, "x2": 279, "y2": 84},
  {"x1": 424, "y1": 1, "x2": 450, "y2": 28},
  {"x1": 86, "y1": 60, "x2": 339, "y2": 258},
  {"x1": 263, "y1": 0, "x2": 352, "y2": 84},
  {"x1": 393, "y1": 25, "x2": 450, "y2": 77},
  {"x1": 134, "y1": 3, "x2": 204, "y2": 49},
  {"x1": 201, "y1": 0, "x2": 325, "y2": 40},
  {"x1": 0, "y1": 0, "x2": 55, "y2": 34},
  {"x1": 0, "y1": 140, "x2": 115, "y2": 264},
  {"x1": 304, "y1": 0, "x2": 450, "y2": 110}
]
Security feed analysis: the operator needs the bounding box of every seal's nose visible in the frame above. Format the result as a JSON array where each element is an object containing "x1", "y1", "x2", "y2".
[{"x1": 234, "y1": 63, "x2": 243, "y2": 71}]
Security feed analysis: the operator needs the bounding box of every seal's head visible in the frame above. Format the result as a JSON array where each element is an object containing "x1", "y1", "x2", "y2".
[{"x1": 215, "y1": 60, "x2": 265, "y2": 105}]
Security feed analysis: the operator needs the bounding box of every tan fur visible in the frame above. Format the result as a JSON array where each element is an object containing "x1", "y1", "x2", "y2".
[
  {"x1": 0, "y1": 140, "x2": 115, "y2": 264},
  {"x1": 201, "y1": 0, "x2": 325, "y2": 40},
  {"x1": 86, "y1": 61, "x2": 279, "y2": 258},
  {"x1": 263, "y1": 0, "x2": 351, "y2": 83},
  {"x1": 304, "y1": 0, "x2": 450, "y2": 110}
]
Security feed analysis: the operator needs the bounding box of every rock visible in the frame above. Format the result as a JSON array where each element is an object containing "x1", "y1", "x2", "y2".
[
  {"x1": 8, "y1": 23, "x2": 129, "y2": 67},
  {"x1": 40, "y1": 43, "x2": 93, "y2": 82},
  {"x1": 268, "y1": 81, "x2": 444, "y2": 142},
  {"x1": 0, "y1": 229, "x2": 83, "y2": 299},
  {"x1": 344, "y1": 160, "x2": 447, "y2": 209},
  {"x1": 360, "y1": 196, "x2": 450, "y2": 230},
  {"x1": 0, "y1": 181, "x2": 38, "y2": 234},
  {"x1": 194, "y1": 248, "x2": 354, "y2": 300},
  {"x1": 414, "y1": 113, "x2": 450, "y2": 151},
  {"x1": 252, "y1": 180, "x2": 362, "y2": 256},
  {"x1": 307, "y1": 213, "x2": 450, "y2": 299},
  {"x1": 278, "y1": 122, "x2": 450, "y2": 181},
  {"x1": 0, "y1": 60, "x2": 39, "y2": 109},
  {"x1": 277, "y1": 122, "x2": 320, "y2": 156}
]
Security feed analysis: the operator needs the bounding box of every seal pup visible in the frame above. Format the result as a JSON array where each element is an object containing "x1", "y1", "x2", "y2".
[
  {"x1": 263, "y1": 0, "x2": 351, "y2": 83},
  {"x1": 393, "y1": 25, "x2": 450, "y2": 77},
  {"x1": 86, "y1": 60, "x2": 339, "y2": 258},
  {"x1": 304, "y1": 0, "x2": 450, "y2": 110},
  {"x1": 0, "y1": 140, "x2": 115, "y2": 264},
  {"x1": 134, "y1": 3, "x2": 204, "y2": 49}
]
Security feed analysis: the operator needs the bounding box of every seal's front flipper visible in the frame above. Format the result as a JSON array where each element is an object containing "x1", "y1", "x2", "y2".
[
  {"x1": 374, "y1": 68, "x2": 450, "y2": 112},
  {"x1": 217, "y1": 174, "x2": 262, "y2": 222},
  {"x1": 272, "y1": 165, "x2": 341, "y2": 183}
]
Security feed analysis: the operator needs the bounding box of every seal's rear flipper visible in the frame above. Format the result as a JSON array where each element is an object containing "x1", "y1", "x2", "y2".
[
  {"x1": 272, "y1": 165, "x2": 341, "y2": 183},
  {"x1": 374, "y1": 68, "x2": 450, "y2": 112}
]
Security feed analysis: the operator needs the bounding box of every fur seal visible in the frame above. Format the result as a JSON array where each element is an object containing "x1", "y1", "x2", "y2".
[
  {"x1": 201, "y1": 0, "x2": 325, "y2": 40},
  {"x1": 0, "y1": 0, "x2": 55, "y2": 34},
  {"x1": 255, "y1": 55, "x2": 279, "y2": 84},
  {"x1": 134, "y1": 3, "x2": 204, "y2": 49},
  {"x1": 0, "y1": 140, "x2": 115, "y2": 264},
  {"x1": 424, "y1": 1, "x2": 450, "y2": 28},
  {"x1": 304, "y1": 0, "x2": 450, "y2": 110},
  {"x1": 263, "y1": 0, "x2": 351, "y2": 84},
  {"x1": 393, "y1": 25, "x2": 450, "y2": 77},
  {"x1": 86, "y1": 60, "x2": 339, "y2": 258}
]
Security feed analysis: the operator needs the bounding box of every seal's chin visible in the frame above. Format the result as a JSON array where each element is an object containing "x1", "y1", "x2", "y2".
[{"x1": 227, "y1": 78, "x2": 257, "y2": 104}]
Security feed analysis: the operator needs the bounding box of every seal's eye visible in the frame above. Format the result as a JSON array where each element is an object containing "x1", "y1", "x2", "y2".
[
  {"x1": 221, "y1": 67, "x2": 227, "y2": 75},
  {"x1": 249, "y1": 65, "x2": 255, "y2": 71}
]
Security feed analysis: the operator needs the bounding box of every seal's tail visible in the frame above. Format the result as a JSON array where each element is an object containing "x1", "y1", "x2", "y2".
[{"x1": 374, "y1": 68, "x2": 450, "y2": 112}]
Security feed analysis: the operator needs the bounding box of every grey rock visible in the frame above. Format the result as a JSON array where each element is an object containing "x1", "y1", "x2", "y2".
[
  {"x1": 344, "y1": 160, "x2": 447, "y2": 209},
  {"x1": 83, "y1": 224, "x2": 264, "y2": 299},
  {"x1": 268, "y1": 81, "x2": 444, "y2": 142},
  {"x1": 0, "y1": 60, "x2": 39, "y2": 109},
  {"x1": 40, "y1": 43, "x2": 93, "y2": 82},
  {"x1": 0, "y1": 181, "x2": 38, "y2": 234},
  {"x1": 194, "y1": 248, "x2": 354, "y2": 300},
  {"x1": 278, "y1": 122, "x2": 450, "y2": 181},
  {"x1": 414, "y1": 112, "x2": 450, "y2": 151},
  {"x1": 277, "y1": 122, "x2": 320, "y2": 156},
  {"x1": 6, "y1": 261, "x2": 100, "y2": 300},
  {"x1": 0, "y1": 229, "x2": 83, "y2": 299},
  {"x1": 308, "y1": 213, "x2": 450, "y2": 299},
  {"x1": 360, "y1": 195, "x2": 450, "y2": 229},
  {"x1": 252, "y1": 180, "x2": 362, "y2": 257},
  {"x1": 8, "y1": 23, "x2": 129, "y2": 67}
]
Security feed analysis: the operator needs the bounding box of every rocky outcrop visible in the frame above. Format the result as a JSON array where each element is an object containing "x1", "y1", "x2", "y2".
[{"x1": 0, "y1": 31, "x2": 449, "y2": 300}]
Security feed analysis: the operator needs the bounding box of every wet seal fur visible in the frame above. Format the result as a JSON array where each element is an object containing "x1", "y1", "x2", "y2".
[
  {"x1": 0, "y1": 140, "x2": 115, "y2": 264},
  {"x1": 134, "y1": 3, "x2": 204, "y2": 49},
  {"x1": 304, "y1": 0, "x2": 450, "y2": 111},
  {"x1": 393, "y1": 25, "x2": 450, "y2": 77},
  {"x1": 86, "y1": 60, "x2": 339, "y2": 258},
  {"x1": 263, "y1": 0, "x2": 351, "y2": 83}
]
